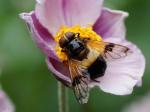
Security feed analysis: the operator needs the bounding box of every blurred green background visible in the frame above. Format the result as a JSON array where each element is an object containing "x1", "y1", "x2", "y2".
[{"x1": 0, "y1": 0, "x2": 149, "y2": 112}]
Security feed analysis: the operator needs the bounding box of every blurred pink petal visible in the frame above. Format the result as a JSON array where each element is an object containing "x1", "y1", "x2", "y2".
[
  {"x1": 35, "y1": 0, "x2": 104, "y2": 35},
  {"x1": 20, "y1": 12, "x2": 58, "y2": 60},
  {"x1": 36, "y1": 0, "x2": 44, "y2": 4},
  {"x1": 94, "y1": 8, "x2": 128, "y2": 39},
  {"x1": 122, "y1": 93, "x2": 150, "y2": 112},
  {"x1": 90, "y1": 38, "x2": 145, "y2": 95},
  {"x1": 0, "y1": 89, "x2": 15, "y2": 112}
]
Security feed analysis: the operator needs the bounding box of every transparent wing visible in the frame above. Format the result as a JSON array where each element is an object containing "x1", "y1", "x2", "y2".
[
  {"x1": 87, "y1": 40, "x2": 132, "y2": 61},
  {"x1": 68, "y1": 59, "x2": 89, "y2": 104},
  {"x1": 103, "y1": 42, "x2": 131, "y2": 60}
]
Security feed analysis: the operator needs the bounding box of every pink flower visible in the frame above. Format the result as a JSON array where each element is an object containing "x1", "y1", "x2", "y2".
[
  {"x1": 122, "y1": 93, "x2": 150, "y2": 112},
  {"x1": 0, "y1": 89, "x2": 15, "y2": 112},
  {"x1": 20, "y1": 0, "x2": 145, "y2": 101}
]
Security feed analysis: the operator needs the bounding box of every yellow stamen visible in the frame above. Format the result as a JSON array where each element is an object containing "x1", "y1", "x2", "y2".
[{"x1": 55, "y1": 25, "x2": 103, "y2": 61}]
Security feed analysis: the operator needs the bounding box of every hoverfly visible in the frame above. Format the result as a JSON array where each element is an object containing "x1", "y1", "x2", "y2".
[{"x1": 59, "y1": 32, "x2": 131, "y2": 104}]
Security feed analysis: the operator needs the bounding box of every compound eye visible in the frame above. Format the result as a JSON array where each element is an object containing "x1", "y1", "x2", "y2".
[
  {"x1": 59, "y1": 32, "x2": 76, "y2": 48},
  {"x1": 59, "y1": 37, "x2": 68, "y2": 48},
  {"x1": 65, "y1": 32, "x2": 75, "y2": 41}
]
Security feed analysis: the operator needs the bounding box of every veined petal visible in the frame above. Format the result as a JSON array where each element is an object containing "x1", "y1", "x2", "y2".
[
  {"x1": 35, "y1": 0, "x2": 65, "y2": 36},
  {"x1": 61, "y1": 0, "x2": 103, "y2": 27},
  {"x1": 94, "y1": 8, "x2": 128, "y2": 39},
  {"x1": 46, "y1": 57, "x2": 71, "y2": 86},
  {"x1": 90, "y1": 38, "x2": 145, "y2": 95},
  {"x1": 35, "y1": 0, "x2": 103, "y2": 36},
  {"x1": 19, "y1": 12, "x2": 58, "y2": 60},
  {"x1": 0, "y1": 89, "x2": 15, "y2": 112}
]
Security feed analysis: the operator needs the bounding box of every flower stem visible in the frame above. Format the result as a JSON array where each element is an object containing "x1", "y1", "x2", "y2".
[{"x1": 58, "y1": 81, "x2": 69, "y2": 112}]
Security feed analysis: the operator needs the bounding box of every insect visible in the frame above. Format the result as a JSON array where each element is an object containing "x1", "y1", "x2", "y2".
[{"x1": 59, "y1": 32, "x2": 131, "y2": 104}]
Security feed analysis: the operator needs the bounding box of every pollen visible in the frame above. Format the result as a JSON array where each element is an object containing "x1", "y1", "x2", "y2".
[{"x1": 54, "y1": 25, "x2": 103, "y2": 61}]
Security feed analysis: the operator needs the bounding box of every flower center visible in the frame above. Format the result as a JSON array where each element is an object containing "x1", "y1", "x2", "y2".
[{"x1": 55, "y1": 25, "x2": 103, "y2": 61}]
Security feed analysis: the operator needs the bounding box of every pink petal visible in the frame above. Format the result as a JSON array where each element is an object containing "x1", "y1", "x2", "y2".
[
  {"x1": 90, "y1": 38, "x2": 145, "y2": 95},
  {"x1": 35, "y1": 0, "x2": 103, "y2": 36},
  {"x1": 122, "y1": 93, "x2": 150, "y2": 112},
  {"x1": 46, "y1": 57, "x2": 71, "y2": 86},
  {"x1": 94, "y1": 8, "x2": 128, "y2": 39},
  {"x1": 0, "y1": 89, "x2": 15, "y2": 112},
  {"x1": 19, "y1": 12, "x2": 58, "y2": 60},
  {"x1": 20, "y1": 12, "x2": 71, "y2": 86}
]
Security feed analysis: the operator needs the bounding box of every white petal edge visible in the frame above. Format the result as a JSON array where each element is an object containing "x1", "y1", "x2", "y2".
[
  {"x1": 19, "y1": 12, "x2": 59, "y2": 61},
  {"x1": 36, "y1": 0, "x2": 45, "y2": 4}
]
